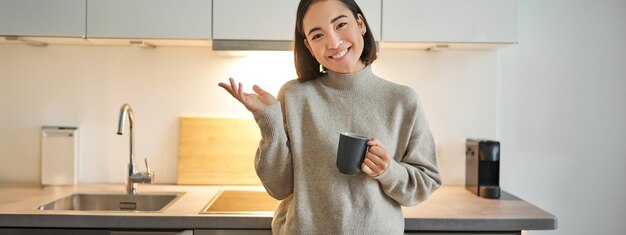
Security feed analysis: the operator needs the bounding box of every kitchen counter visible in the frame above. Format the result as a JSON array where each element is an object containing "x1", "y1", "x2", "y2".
[{"x1": 0, "y1": 184, "x2": 556, "y2": 233}]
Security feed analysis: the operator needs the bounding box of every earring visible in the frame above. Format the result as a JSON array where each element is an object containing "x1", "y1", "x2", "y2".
[{"x1": 319, "y1": 63, "x2": 326, "y2": 73}]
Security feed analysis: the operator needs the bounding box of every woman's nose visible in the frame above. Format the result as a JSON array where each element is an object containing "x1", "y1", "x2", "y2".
[{"x1": 326, "y1": 32, "x2": 343, "y2": 49}]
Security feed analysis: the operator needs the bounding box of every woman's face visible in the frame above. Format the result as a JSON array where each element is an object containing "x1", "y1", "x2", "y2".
[{"x1": 302, "y1": 0, "x2": 367, "y2": 74}]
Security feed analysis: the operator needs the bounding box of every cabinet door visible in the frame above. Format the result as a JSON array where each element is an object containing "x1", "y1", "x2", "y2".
[
  {"x1": 356, "y1": 0, "x2": 381, "y2": 41},
  {"x1": 213, "y1": 0, "x2": 298, "y2": 40},
  {"x1": 383, "y1": 0, "x2": 517, "y2": 43},
  {"x1": 213, "y1": 0, "x2": 380, "y2": 41},
  {"x1": 0, "y1": 0, "x2": 86, "y2": 37},
  {"x1": 404, "y1": 232, "x2": 520, "y2": 235},
  {"x1": 0, "y1": 228, "x2": 107, "y2": 235},
  {"x1": 87, "y1": 0, "x2": 211, "y2": 39},
  {"x1": 195, "y1": 230, "x2": 271, "y2": 235}
]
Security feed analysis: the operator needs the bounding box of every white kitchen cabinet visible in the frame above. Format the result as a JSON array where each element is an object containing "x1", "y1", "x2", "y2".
[
  {"x1": 382, "y1": 0, "x2": 517, "y2": 44},
  {"x1": 212, "y1": 0, "x2": 380, "y2": 41},
  {"x1": 213, "y1": 0, "x2": 298, "y2": 41},
  {"x1": 87, "y1": 0, "x2": 211, "y2": 39},
  {"x1": 0, "y1": 229, "x2": 193, "y2": 235},
  {"x1": 195, "y1": 230, "x2": 271, "y2": 235},
  {"x1": 0, "y1": 0, "x2": 86, "y2": 37}
]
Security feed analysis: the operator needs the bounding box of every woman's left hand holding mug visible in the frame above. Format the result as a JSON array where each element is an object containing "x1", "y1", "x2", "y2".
[{"x1": 361, "y1": 138, "x2": 391, "y2": 177}]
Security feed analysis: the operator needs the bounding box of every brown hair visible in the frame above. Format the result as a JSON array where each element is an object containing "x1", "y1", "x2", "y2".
[{"x1": 294, "y1": 0, "x2": 378, "y2": 82}]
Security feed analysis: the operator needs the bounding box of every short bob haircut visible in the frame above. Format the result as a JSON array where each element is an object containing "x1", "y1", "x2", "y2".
[{"x1": 294, "y1": 0, "x2": 378, "y2": 82}]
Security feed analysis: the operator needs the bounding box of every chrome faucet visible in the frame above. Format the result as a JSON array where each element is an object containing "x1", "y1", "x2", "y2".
[{"x1": 117, "y1": 103, "x2": 154, "y2": 194}]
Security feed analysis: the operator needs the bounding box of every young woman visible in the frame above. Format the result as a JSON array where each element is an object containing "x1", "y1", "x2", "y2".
[{"x1": 219, "y1": 0, "x2": 442, "y2": 234}]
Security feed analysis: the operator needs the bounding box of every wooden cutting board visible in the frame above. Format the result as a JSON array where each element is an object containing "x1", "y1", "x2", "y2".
[{"x1": 177, "y1": 117, "x2": 262, "y2": 185}]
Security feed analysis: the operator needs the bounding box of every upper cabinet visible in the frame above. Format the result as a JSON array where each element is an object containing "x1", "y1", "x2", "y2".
[
  {"x1": 212, "y1": 0, "x2": 381, "y2": 41},
  {"x1": 0, "y1": 0, "x2": 86, "y2": 37},
  {"x1": 87, "y1": 0, "x2": 211, "y2": 39},
  {"x1": 382, "y1": 0, "x2": 518, "y2": 44},
  {"x1": 1, "y1": 0, "x2": 517, "y2": 49},
  {"x1": 212, "y1": 0, "x2": 298, "y2": 41}
]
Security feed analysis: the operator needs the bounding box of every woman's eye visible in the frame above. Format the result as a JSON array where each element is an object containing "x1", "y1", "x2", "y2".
[
  {"x1": 311, "y1": 34, "x2": 323, "y2": 40},
  {"x1": 337, "y1": 22, "x2": 348, "y2": 29}
]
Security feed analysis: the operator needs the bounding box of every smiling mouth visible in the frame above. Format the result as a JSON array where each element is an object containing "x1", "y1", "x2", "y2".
[{"x1": 330, "y1": 47, "x2": 350, "y2": 59}]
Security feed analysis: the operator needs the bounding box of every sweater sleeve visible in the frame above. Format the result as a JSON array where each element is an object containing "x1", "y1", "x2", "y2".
[
  {"x1": 373, "y1": 93, "x2": 442, "y2": 206},
  {"x1": 251, "y1": 86, "x2": 294, "y2": 200}
]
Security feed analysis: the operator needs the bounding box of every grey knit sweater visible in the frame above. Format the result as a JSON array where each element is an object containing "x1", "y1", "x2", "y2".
[{"x1": 252, "y1": 65, "x2": 442, "y2": 235}]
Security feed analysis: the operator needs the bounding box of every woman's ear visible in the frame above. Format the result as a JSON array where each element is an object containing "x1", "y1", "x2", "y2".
[
  {"x1": 357, "y1": 13, "x2": 366, "y2": 35},
  {"x1": 304, "y1": 39, "x2": 314, "y2": 57}
]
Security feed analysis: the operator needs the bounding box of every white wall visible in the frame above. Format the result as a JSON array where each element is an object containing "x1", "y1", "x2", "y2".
[
  {"x1": 497, "y1": 0, "x2": 626, "y2": 234},
  {"x1": 0, "y1": 44, "x2": 497, "y2": 186}
]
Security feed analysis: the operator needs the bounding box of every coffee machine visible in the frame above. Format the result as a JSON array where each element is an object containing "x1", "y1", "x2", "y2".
[{"x1": 465, "y1": 139, "x2": 501, "y2": 199}]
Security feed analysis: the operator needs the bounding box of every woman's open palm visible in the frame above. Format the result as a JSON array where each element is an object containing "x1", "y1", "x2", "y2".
[{"x1": 218, "y1": 78, "x2": 276, "y2": 113}]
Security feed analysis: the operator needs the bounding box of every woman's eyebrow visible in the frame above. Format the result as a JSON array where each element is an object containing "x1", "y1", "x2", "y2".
[
  {"x1": 307, "y1": 15, "x2": 349, "y2": 37},
  {"x1": 330, "y1": 15, "x2": 348, "y2": 24}
]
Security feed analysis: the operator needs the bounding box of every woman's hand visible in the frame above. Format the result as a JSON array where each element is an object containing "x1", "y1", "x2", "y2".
[
  {"x1": 361, "y1": 138, "x2": 391, "y2": 177},
  {"x1": 218, "y1": 78, "x2": 276, "y2": 113}
]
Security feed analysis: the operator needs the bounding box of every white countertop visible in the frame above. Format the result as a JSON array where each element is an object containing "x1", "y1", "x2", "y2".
[{"x1": 0, "y1": 184, "x2": 556, "y2": 231}]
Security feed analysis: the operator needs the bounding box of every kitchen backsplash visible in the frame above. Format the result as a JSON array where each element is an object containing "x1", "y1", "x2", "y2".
[{"x1": 0, "y1": 44, "x2": 497, "y2": 185}]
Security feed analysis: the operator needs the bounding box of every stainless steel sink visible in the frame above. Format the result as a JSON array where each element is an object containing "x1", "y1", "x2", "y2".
[{"x1": 37, "y1": 192, "x2": 183, "y2": 212}]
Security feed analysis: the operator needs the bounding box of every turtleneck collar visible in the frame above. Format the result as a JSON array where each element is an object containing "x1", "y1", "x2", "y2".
[{"x1": 319, "y1": 65, "x2": 379, "y2": 91}]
